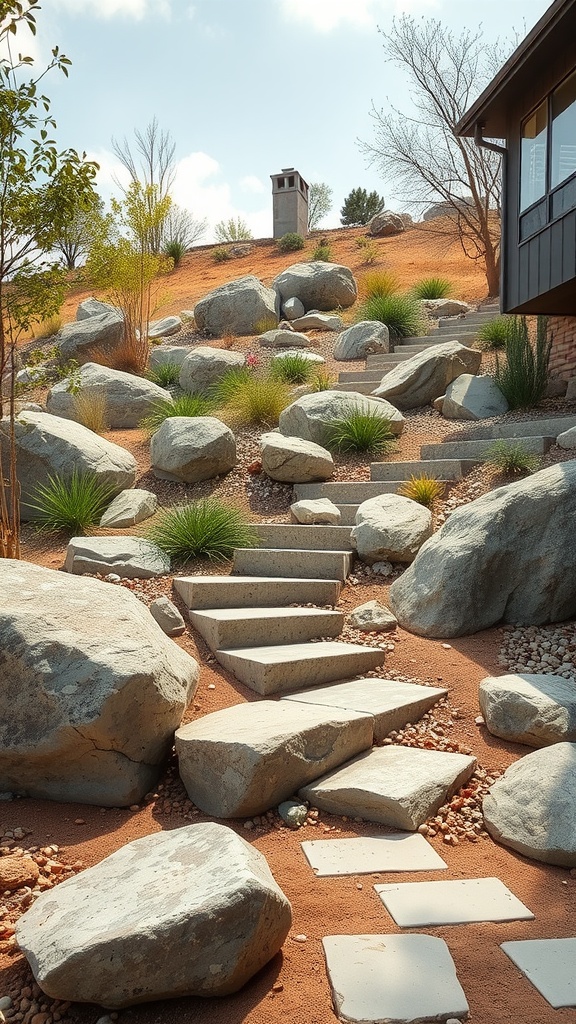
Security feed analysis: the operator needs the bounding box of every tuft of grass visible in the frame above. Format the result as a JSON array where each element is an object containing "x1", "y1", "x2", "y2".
[
  {"x1": 359, "y1": 270, "x2": 399, "y2": 299},
  {"x1": 493, "y1": 315, "x2": 551, "y2": 409},
  {"x1": 208, "y1": 366, "x2": 253, "y2": 405},
  {"x1": 146, "y1": 361, "x2": 182, "y2": 389},
  {"x1": 212, "y1": 245, "x2": 231, "y2": 263},
  {"x1": 163, "y1": 239, "x2": 185, "y2": 267},
  {"x1": 325, "y1": 406, "x2": 396, "y2": 455},
  {"x1": 356, "y1": 237, "x2": 379, "y2": 265},
  {"x1": 24, "y1": 470, "x2": 114, "y2": 534},
  {"x1": 357, "y1": 293, "x2": 427, "y2": 339},
  {"x1": 218, "y1": 373, "x2": 292, "y2": 427},
  {"x1": 140, "y1": 393, "x2": 215, "y2": 434},
  {"x1": 309, "y1": 370, "x2": 336, "y2": 391},
  {"x1": 253, "y1": 315, "x2": 279, "y2": 335},
  {"x1": 73, "y1": 387, "x2": 110, "y2": 434},
  {"x1": 270, "y1": 352, "x2": 313, "y2": 384},
  {"x1": 398, "y1": 473, "x2": 445, "y2": 507},
  {"x1": 311, "y1": 239, "x2": 333, "y2": 262},
  {"x1": 277, "y1": 232, "x2": 305, "y2": 253},
  {"x1": 477, "y1": 316, "x2": 514, "y2": 350},
  {"x1": 32, "y1": 315, "x2": 62, "y2": 340},
  {"x1": 482, "y1": 439, "x2": 541, "y2": 475},
  {"x1": 411, "y1": 277, "x2": 453, "y2": 299},
  {"x1": 147, "y1": 498, "x2": 258, "y2": 563}
]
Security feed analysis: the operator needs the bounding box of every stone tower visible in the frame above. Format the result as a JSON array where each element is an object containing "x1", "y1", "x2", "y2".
[{"x1": 271, "y1": 168, "x2": 309, "y2": 239}]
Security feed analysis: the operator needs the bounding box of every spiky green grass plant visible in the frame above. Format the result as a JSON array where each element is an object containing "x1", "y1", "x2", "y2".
[
  {"x1": 482, "y1": 440, "x2": 541, "y2": 475},
  {"x1": 325, "y1": 407, "x2": 396, "y2": 456},
  {"x1": 493, "y1": 315, "x2": 551, "y2": 409},
  {"x1": 357, "y1": 293, "x2": 427, "y2": 339},
  {"x1": 397, "y1": 473, "x2": 446, "y2": 507},
  {"x1": 147, "y1": 499, "x2": 258, "y2": 563},
  {"x1": 146, "y1": 362, "x2": 182, "y2": 389},
  {"x1": 411, "y1": 277, "x2": 453, "y2": 299},
  {"x1": 25, "y1": 470, "x2": 114, "y2": 533},
  {"x1": 270, "y1": 352, "x2": 314, "y2": 385},
  {"x1": 140, "y1": 393, "x2": 214, "y2": 434}
]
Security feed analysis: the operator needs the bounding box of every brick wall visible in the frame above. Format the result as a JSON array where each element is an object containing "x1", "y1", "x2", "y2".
[{"x1": 548, "y1": 316, "x2": 576, "y2": 381}]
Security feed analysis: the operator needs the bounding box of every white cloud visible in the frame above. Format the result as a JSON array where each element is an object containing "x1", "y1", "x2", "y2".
[
  {"x1": 280, "y1": 0, "x2": 438, "y2": 32},
  {"x1": 240, "y1": 175, "x2": 267, "y2": 195},
  {"x1": 52, "y1": 0, "x2": 171, "y2": 20},
  {"x1": 84, "y1": 149, "x2": 131, "y2": 198},
  {"x1": 172, "y1": 152, "x2": 271, "y2": 241}
]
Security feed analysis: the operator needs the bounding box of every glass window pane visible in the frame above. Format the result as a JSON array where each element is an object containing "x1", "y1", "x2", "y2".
[
  {"x1": 520, "y1": 101, "x2": 548, "y2": 211},
  {"x1": 551, "y1": 70, "x2": 576, "y2": 189}
]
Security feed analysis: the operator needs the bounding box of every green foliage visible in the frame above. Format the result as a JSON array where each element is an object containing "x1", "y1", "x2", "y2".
[
  {"x1": 277, "y1": 232, "x2": 305, "y2": 253},
  {"x1": 482, "y1": 440, "x2": 541, "y2": 475},
  {"x1": 253, "y1": 315, "x2": 278, "y2": 334},
  {"x1": 325, "y1": 407, "x2": 396, "y2": 455},
  {"x1": 340, "y1": 187, "x2": 385, "y2": 226},
  {"x1": 147, "y1": 498, "x2": 258, "y2": 563},
  {"x1": 308, "y1": 182, "x2": 333, "y2": 230},
  {"x1": 309, "y1": 370, "x2": 336, "y2": 391},
  {"x1": 411, "y1": 277, "x2": 453, "y2": 299},
  {"x1": 493, "y1": 316, "x2": 551, "y2": 409},
  {"x1": 360, "y1": 270, "x2": 400, "y2": 298},
  {"x1": 214, "y1": 217, "x2": 253, "y2": 243},
  {"x1": 311, "y1": 239, "x2": 333, "y2": 261},
  {"x1": 356, "y1": 237, "x2": 379, "y2": 265},
  {"x1": 146, "y1": 362, "x2": 182, "y2": 388},
  {"x1": 216, "y1": 373, "x2": 292, "y2": 427},
  {"x1": 477, "y1": 316, "x2": 514, "y2": 350},
  {"x1": 208, "y1": 367, "x2": 252, "y2": 405},
  {"x1": 51, "y1": 194, "x2": 108, "y2": 270},
  {"x1": 140, "y1": 393, "x2": 214, "y2": 434},
  {"x1": 358, "y1": 293, "x2": 426, "y2": 338},
  {"x1": 212, "y1": 245, "x2": 232, "y2": 263},
  {"x1": 270, "y1": 353, "x2": 314, "y2": 384},
  {"x1": 163, "y1": 238, "x2": 185, "y2": 267},
  {"x1": 398, "y1": 473, "x2": 445, "y2": 506},
  {"x1": 24, "y1": 470, "x2": 114, "y2": 534}
]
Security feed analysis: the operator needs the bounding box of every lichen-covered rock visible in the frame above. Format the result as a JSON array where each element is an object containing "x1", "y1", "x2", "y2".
[
  {"x1": 272, "y1": 262, "x2": 357, "y2": 311},
  {"x1": 372, "y1": 342, "x2": 481, "y2": 410},
  {"x1": 334, "y1": 321, "x2": 390, "y2": 361},
  {"x1": 261, "y1": 432, "x2": 334, "y2": 483},
  {"x1": 65, "y1": 536, "x2": 171, "y2": 579},
  {"x1": 99, "y1": 489, "x2": 158, "y2": 528},
  {"x1": 442, "y1": 374, "x2": 509, "y2": 420},
  {"x1": 56, "y1": 311, "x2": 124, "y2": 364},
  {"x1": 479, "y1": 674, "x2": 576, "y2": 747},
  {"x1": 291, "y1": 498, "x2": 341, "y2": 524},
  {"x1": 367, "y1": 211, "x2": 405, "y2": 237},
  {"x1": 259, "y1": 329, "x2": 311, "y2": 349},
  {"x1": 179, "y1": 347, "x2": 245, "y2": 393}
]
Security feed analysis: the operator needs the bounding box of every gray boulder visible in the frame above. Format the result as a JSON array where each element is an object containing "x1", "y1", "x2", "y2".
[
  {"x1": 0, "y1": 411, "x2": 136, "y2": 520},
  {"x1": 334, "y1": 321, "x2": 390, "y2": 361},
  {"x1": 479, "y1": 674, "x2": 576, "y2": 747},
  {"x1": 282, "y1": 296, "x2": 305, "y2": 320},
  {"x1": 179, "y1": 346, "x2": 245, "y2": 394},
  {"x1": 273, "y1": 262, "x2": 357, "y2": 312},
  {"x1": 193, "y1": 276, "x2": 277, "y2": 336},
  {"x1": 442, "y1": 374, "x2": 509, "y2": 420},
  {"x1": 372, "y1": 341, "x2": 482, "y2": 410},
  {"x1": 76, "y1": 297, "x2": 119, "y2": 321},
  {"x1": 151, "y1": 416, "x2": 236, "y2": 483},
  {"x1": 148, "y1": 345, "x2": 190, "y2": 369},
  {"x1": 261, "y1": 432, "x2": 334, "y2": 483},
  {"x1": 272, "y1": 349, "x2": 324, "y2": 364},
  {"x1": 0, "y1": 561, "x2": 199, "y2": 806},
  {"x1": 290, "y1": 312, "x2": 345, "y2": 332},
  {"x1": 367, "y1": 211, "x2": 405, "y2": 237},
  {"x1": 149, "y1": 596, "x2": 186, "y2": 637},
  {"x1": 100, "y1": 489, "x2": 158, "y2": 528},
  {"x1": 259, "y1": 329, "x2": 311, "y2": 349},
  {"x1": 148, "y1": 315, "x2": 182, "y2": 339},
  {"x1": 56, "y1": 311, "x2": 124, "y2": 365},
  {"x1": 65, "y1": 537, "x2": 170, "y2": 579},
  {"x1": 16, "y1": 823, "x2": 291, "y2": 1005},
  {"x1": 557, "y1": 426, "x2": 576, "y2": 450},
  {"x1": 423, "y1": 299, "x2": 472, "y2": 318},
  {"x1": 47, "y1": 363, "x2": 171, "y2": 429},
  {"x1": 291, "y1": 498, "x2": 341, "y2": 525},
  {"x1": 389, "y1": 462, "x2": 576, "y2": 638},
  {"x1": 351, "y1": 494, "x2": 432, "y2": 565},
  {"x1": 347, "y1": 600, "x2": 398, "y2": 632},
  {"x1": 483, "y1": 742, "x2": 576, "y2": 866},
  {"x1": 279, "y1": 391, "x2": 405, "y2": 445}
]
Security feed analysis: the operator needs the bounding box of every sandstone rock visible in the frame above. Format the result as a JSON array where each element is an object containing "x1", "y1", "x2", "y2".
[
  {"x1": 150, "y1": 416, "x2": 236, "y2": 483},
  {"x1": 0, "y1": 856, "x2": 39, "y2": 891},
  {"x1": 65, "y1": 536, "x2": 170, "y2": 579},
  {"x1": 193, "y1": 276, "x2": 277, "y2": 336},
  {"x1": 279, "y1": 391, "x2": 404, "y2": 445},
  {"x1": 479, "y1": 674, "x2": 576, "y2": 747},
  {"x1": 282, "y1": 296, "x2": 305, "y2": 320},
  {"x1": 347, "y1": 600, "x2": 398, "y2": 632},
  {"x1": 261, "y1": 432, "x2": 334, "y2": 483},
  {"x1": 76, "y1": 298, "x2": 119, "y2": 321},
  {"x1": 149, "y1": 596, "x2": 186, "y2": 637},
  {"x1": 47, "y1": 363, "x2": 171, "y2": 429},
  {"x1": 259, "y1": 329, "x2": 311, "y2": 349},
  {"x1": 334, "y1": 321, "x2": 390, "y2": 361},
  {"x1": 442, "y1": 374, "x2": 509, "y2": 420},
  {"x1": 16, "y1": 823, "x2": 291, "y2": 1005},
  {"x1": 483, "y1": 742, "x2": 576, "y2": 866},
  {"x1": 148, "y1": 315, "x2": 182, "y2": 339},
  {"x1": 422, "y1": 299, "x2": 472, "y2": 318},
  {"x1": 100, "y1": 489, "x2": 158, "y2": 528},
  {"x1": 179, "y1": 347, "x2": 245, "y2": 393},
  {"x1": 148, "y1": 346, "x2": 191, "y2": 369},
  {"x1": 557, "y1": 426, "x2": 576, "y2": 449},
  {"x1": 367, "y1": 211, "x2": 405, "y2": 237},
  {"x1": 291, "y1": 498, "x2": 341, "y2": 525},
  {"x1": 290, "y1": 312, "x2": 345, "y2": 332},
  {"x1": 372, "y1": 342, "x2": 482, "y2": 410},
  {"x1": 56, "y1": 311, "x2": 124, "y2": 365},
  {"x1": 352, "y1": 494, "x2": 432, "y2": 565},
  {"x1": 0, "y1": 561, "x2": 199, "y2": 806},
  {"x1": 389, "y1": 462, "x2": 576, "y2": 637},
  {"x1": 273, "y1": 262, "x2": 357, "y2": 312}
]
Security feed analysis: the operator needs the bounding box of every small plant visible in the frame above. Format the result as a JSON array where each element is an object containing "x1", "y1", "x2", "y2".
[
  {"x1": 360, "y1": 270, "x2": 400, "y2": 299},
  {"x1": 482, "y1": 440, "x2": 541, "y2": 475},
  {"x1": 140, "y1": 393, "x2": 214, "y2": 434},
  {"x1": 214, "y1": 216, "x2": 253, "y2": 243},
  {"x1": 245, "y1": 351, "x2": 261, "y2": 370},
  {"x1": 411, "y1": 277, "x2": 453, "y2": 299},
  {"x1": 147, "y1": 498, "x2": 258, "y2": 563},
  {"x1": 146, "y1": 361, "x2": 182, "y2": 389},
  {"x1": 325, "y1": 407, "x2": 396, "y2": 455},
  {"x1": 358, "y1": 293, "x2": 427, "y2": 338},
  {"x1": 311, "y1": 238, "x2": 333, "y2": 261},
  {"x1": 477, "y1": 316, "x2": 514, "y2": 350},
  {"x1": 163, "y1": 238, "x2": 185, "y2": 267},
  {"x1": 270, "y1": 352, "x2": 313, "y2": 384},
  {"x1": 309, "y1": 370, "x2": 336, "y2": 391},
  {"x1": 217, "y1": 373, "x2": 292, "y2": 427},
  {"x1": 356, "y1": 237, "x2": 379, "y2": 265},
  {"x1": 253, "y1": 315, "x2": 278, "y2": 335},
  {"x1": 493, "y1": 315, "x2": 551, "y2": 409},
  {"x1": 73, "y1": 388, "x2": 110, "y2": 434},
  {"x1": 277, "y1": 232, "x2": 305, "y2": 253},
  {"x1": 32, "y1": 315, "x2": 62, "y2": 340},
  {"x1": 24, "y1": 470, "x2": 114, "y2": 534},
  {"x1": 212, "y1": 245, "x2": 232, "y2": 263},
  {"x1": 209, "y1": 366, "x2": 253, "y2": 405},
  {"x1": 398, "y1": 473, "x2": 445, "y2": 507}
]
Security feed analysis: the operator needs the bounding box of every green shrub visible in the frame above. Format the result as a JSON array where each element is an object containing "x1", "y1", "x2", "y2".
[
  {"x1": 163, "y1": 239, "x2": 186, "y2": 267},
  {"x1": 218, "y1": 373, "x2": 292, "y2": 427},
  {"x1": 270, "y1": 352, "x2": 313, "y2": 384},
  {"x1": 356, "y1": 238, "x2": 379, "y2": 265},
  {"x1": 493, "y1": 315, "x2": 551, "y2": 409},
  {"x1": 277, "y1": 232, "x2": 305, "y2": 253},
  {"x1": 147, "y1": 498, "x2": 258, "y2": 563},
  {"x1": 208, "y1": 366, "x2": 253, "y2": 405},
  {"x1": 215, "y1": 217, "x2": 253, "y2": 243},
  {"x1": 325, "y1": 407, "x2": 396, "y2": 455},
  {"x1": 212, "y1": 245, "x2": 231, "y2": 263},
  {"x1": 24, "y1": 470, "x2": 114, "y2": 534},
  {"x1": 357, "y1": 293, "x2": 427, "y2": 338},
  {"x1": 482, "y1": 439, "x2": 541, "y2": 475},
  {"x1": 146, "y1": 361, "x2": 182, "y2": 389},
  {"x1": 411, "y1": 277, "x2": 453, "y2": 299},
  {"x1": 140, "y1": 393, "x2": 214, "y2": 434},
  {"x1": 311, "y1": 239, "x2": 333, "y2": 261},
  {"x1": 360, "y1": 270, "x2": 399, "y2": 298},
  {"x1": 397, "y1": 473, "x2": 445, "y2": 507},
  {"x1": 477, "y1": 316, "x2": 514, "y2": 350}
]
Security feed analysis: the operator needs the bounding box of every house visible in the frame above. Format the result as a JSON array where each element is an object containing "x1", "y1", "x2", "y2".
[{"x1": 457, "y1": 0, "x2": 576, "y2": 382}]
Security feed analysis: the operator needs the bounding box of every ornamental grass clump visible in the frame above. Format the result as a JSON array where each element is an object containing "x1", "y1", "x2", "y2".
[
  {"x1": 357, "y1": 293, "x2": 427, "y2": 339},
  {"x1": 482, "y1": 440, "x2": 542, "y2": 476},
  {"x1": 218, "y1": 373, "x2": 292, "y2": 427},
  {"x1": 140, "y1": 393, "x2": 214, "y2": 434},
  {"x1": 146, "y1": 362, "x2": 182, "y2": 389},
  {"x1": 359, "y1": 270, "x2": 400, "y2": 299},
  {"x1": 270, "y1": 352, "x2": 313, "y2": 385},
  {"x1": 73, "y1": 387, "x2": 110, "y2": 434},
  {"x1": 325, "y1": 406, "x2": 396, "y2": 456},
  {"x1": 398, "y1": 473, "x2": 445, "y2": 507},
  {"x1": 309, "y1": 370, "x2": 336, "y2": 391},
  {"x1": 147, "y1": 498, "x2": 258, "y2": 563},
  {"x1": 477, "y1": 316, "x2": 514, "y2": 350},
  {"x1": 411, "y1": 277, "x2": 453, "y2": 299},
  {"x1": 24, "y1": 470, "x2": 114, "y2": 534},
  {"x1": 493, "y1": 315, "x2": 551, "y2": 409}
]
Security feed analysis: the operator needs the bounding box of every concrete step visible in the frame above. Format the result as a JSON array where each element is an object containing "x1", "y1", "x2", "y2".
[
  {"x1": 370, "y1": 459, "x2": 476, "y2": 481},
  {"x1": 421, "y1": 435, "x2": 555, "y2": 461},
  {"x1": 391, "y1": 341, "x2": 442, "y2": 352},
  {"x1": 293, "y1": 481, "x2": 403, "y2": 503},
  {"x1": 333, "y1": 381, "x2": 381, "y2": 395},
  {"x1": 232, "y1": 547, "x2": 354, "y2": 581},
  {"x1": 189, "y1": 606, "x2": 345, "y2": 651},
  {"x1": 446, "y1": 415, "x2": 576, "y2": 441},
  {"x1": 436, "y1": 322, "x2": 482, "y2": 334},
  {"x1": 174, "y1": 575, "x2": 342, "y2": 610},
  {"x1": 215, "y1": 640, "x2": 385, "y2": 696},
  {"x1": 338, "y1": 362, "x2": 412, "y2": 381},
  {"x1": 252, "y1": 523, "x2": 354, "y2": 551},
  {"x1": 335, "y1": 504, "x2": 361, "y2": 526}
]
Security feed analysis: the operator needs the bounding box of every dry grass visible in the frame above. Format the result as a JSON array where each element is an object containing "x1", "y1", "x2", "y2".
[{"x1": 73, "y1": 388, "x2": 110, "y2": 433}]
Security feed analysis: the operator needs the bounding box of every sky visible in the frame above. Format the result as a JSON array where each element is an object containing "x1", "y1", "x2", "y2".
[{"x1": 11, "y1": 0, "x2": 553, "y2": 242}]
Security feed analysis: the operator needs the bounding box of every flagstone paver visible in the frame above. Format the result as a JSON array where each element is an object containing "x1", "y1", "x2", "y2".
[
  {"x1": 500, "y1": 938, "x2": 576, "y2": 1009},
  {"x1": 301, "y1": 833, "x2": 447, "y2": 877},
  {"x1": 375, "y1": 877, "x2": 534, "y2": 928}
]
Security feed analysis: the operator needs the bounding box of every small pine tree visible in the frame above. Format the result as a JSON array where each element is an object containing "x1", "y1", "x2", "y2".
[{"x1": 340, "y1": 187, "x2": 386, "y2": 226}]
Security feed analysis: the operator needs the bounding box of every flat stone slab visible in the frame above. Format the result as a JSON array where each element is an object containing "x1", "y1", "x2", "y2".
[
  {"x1": 65, "y1": 536, "x2": 170, "y2": 579},
  {"x1": 322, "y1": 934, "x2": 469, "y2": 1024},
  {"x1": 479, "y1": 673, "x2": 576, "y2": 747},
  {"x1": 501, "y1": 938, "x2": 576, "y2": 1009},
  {"x1": 375, "y1": 877, "x2": 534, "y2": 928},
  {"x1": 215, "y1": 641, "x2": 384, "y2": 696},
  {"x1": 190, "y1": 606, "x2": 344, "y2": 652},
  {"x1": 174, "y1": 575, "x2": 342, "y2": 609},
  {"x1": 300, "y1": 746, "x2": 476, "y2": 830},
  {"x1": 282, "y1": 678, "x2": 447, "y2": 742},
  {"x1": 301, "y1": 833, "x2": 447, "y2": 877},
  {"x1": 420, "y1": 435, "x2": 554, "y2": 461}
]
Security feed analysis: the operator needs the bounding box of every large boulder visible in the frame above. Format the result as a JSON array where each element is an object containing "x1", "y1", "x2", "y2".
[
  {"x1": 351, "y1": 494, "x2": 433, "y2": 565},
  {"x1": 479, "y1": 674, "x2": 576, "y2": 748},
  {"x1": 16, "y1": 823, "x2": 292, "y2": 1005},
  {"x1": 179, "y1": 346, "x2": 245, "y2": 394},
  {"x1": 65, "y1": 536, "x2": 171, "y2": 579},
  {"x1": 76, "y1": 297, "x2": 119, "y2": 321},
  {"x1": 193, "y1": 276, "x2": 277, "y2": 336},
  {"x1": 442, "y1": 374, "x2": 509, "y2": 420},
  {"x1": 388, "y1": 462, "x2": 576, "y2": 638},
  {"x1": 261, "y1": 432, "x2": 334, "y2": 483},
  {"x1": 0, "y1": 411, "x2": 136, "y2": 519},
  {"x1": 46, "y1": 363, "x2": 171, "y2": 429},
  {"x1": 56, "y1": 311, "x2": 124, "y2": 365},
  {"x1": 279, "y1": 391, "x2": 405, "y2": 445},
  {"x1": 482, "y1": 743, "x2": 576, "y2": 866},
  {"x1": 367, "y1": 211, "x2": 405, "y2": 237},
  {"x1": 148, "y1": 345, "x2": 191, "y2": 369},
  {"x1": 334, "y1": 321, "x2": 390, "y2": 361},
  {"x1": 150, "y1": 416, "x2": 236, "y2": 483},
  {"x1": 0, "y1": 561, "x2": 199, "y2": 806},
  {"x1": 372, "y1": 342, "x2": 482, "y2": 410},
  {"x1": 272, "y1": 262, "x2": 357, "y2": 312}
]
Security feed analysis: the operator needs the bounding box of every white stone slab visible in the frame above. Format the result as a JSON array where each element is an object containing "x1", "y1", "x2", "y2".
[
  {"x1": 302, "y1": 833, "x2": 447, "y2": 877},
  {"x1": 375, "y1": 877, "x2": 534, "y2": 928},
  {"x1": 501, "y1": 938, "x2": 576, "y2": 1009},
  {"x1": 323, "y1": 934, "x2": 469, "y2": 1023}
]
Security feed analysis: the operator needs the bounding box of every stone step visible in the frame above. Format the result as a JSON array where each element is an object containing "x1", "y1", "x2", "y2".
[
  {"x1": 421, "y1": 435, "x2": 555, "y2": 461},
  {"x1": 333, "y1": 381, "x2": 381, "y2": 395},
  {"x1": 370, "y1": 459, "x2": 477, "y2": 481},
  {"x1": 214, "y1": 641, "x2": 385, "y2": 696},
  {"x1": 436, "y1": 322, "x2": 482, "y2": 333},
  {"x1": 174, "y1": 575, "x2": 342, "y2": 610},
  {"x1": 446, "y1": 415, "x2": 576, "y2": 441},
  {"x1": 391, "y1": 341, "x2": 442, "y2": 352},
  {"x1": 252, "y1": 523, "x2": 354, "y2": 551},
  {"x1": 232, "y1": 547, "x2": 354, "y2": 581},
  {"x1": 338, "y1": 363, "x2": 413, "y2": 381},
  {"x1": 293, "y1": 481, "x2": 403, "y2": 503},
  {"x1": 335, "y1": 504, "x2": 361, "y2": 526},
  {"x1": 189, "y1": 606, "x2": 345, "y2": 651}
]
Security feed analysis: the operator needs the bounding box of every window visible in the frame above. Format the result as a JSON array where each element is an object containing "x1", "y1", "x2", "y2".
[
  {"x1": 551, "y1": 69, "x2": 576, "y2": 189},
  {"x1": 288, "y1": 175, "x2": 295, "y2": 187},
  {"x1": 277, "y1": 177, "x2": 285, "y2": 188},
  {"x1": 520, "y1": 101, "x2": 547, "y2": 211}
]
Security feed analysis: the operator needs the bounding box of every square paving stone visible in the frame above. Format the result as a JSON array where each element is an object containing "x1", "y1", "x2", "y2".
[
  {"x1": 501, "y1": 938, "x2": 576, "y2": 1009},
  {"x1": 375, "y1": 877, "x2": 535, "y2": 928},
  {"x1": 322, "y1": 933, "x2": 469, "y2": 1023},
  {"x1": 301, "y1": 833, "x2": 447, "y2": 877}
]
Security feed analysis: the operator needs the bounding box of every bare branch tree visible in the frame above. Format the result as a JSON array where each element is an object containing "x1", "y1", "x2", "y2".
[
  {"x1": 111, "y1": 117, "x2": 176, "y2": 252},
  {"x1": 162, "y1": 204, "x2": 207, "y2": 250}
]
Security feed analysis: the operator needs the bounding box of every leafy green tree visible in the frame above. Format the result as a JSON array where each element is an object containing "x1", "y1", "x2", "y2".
[
  {"x1": 0, "y1": 0, "x2": 98, "y2": 559},
  {"x1": 340, "y1": 187, "x2": 386, "y2": 226},
  {"x1": 308, "y1": 182, "x2": 333, "y2": 231},
  {"x1": 214, "y1": 216, "x2": 253, "y2": 243}
]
